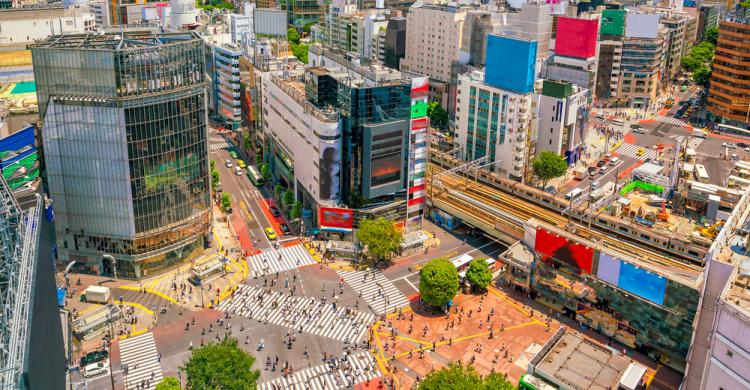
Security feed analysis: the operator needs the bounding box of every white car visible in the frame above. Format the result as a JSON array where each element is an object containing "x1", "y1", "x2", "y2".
[
  {"x1": 723, "y1": 142, "x2": 737, "y2": 149},
  {"x1": 632, "y1": 127, "x2": 647, "y2": 134},
  {"x1": 84, "y1": 362, "x2": 108, "y2": 378},
  {"x1": 225, "y1": 159, "x2": 234, "y2": 168},
  {"x1": 234, "y1": 166, "x2": 243, "y2": 176}
]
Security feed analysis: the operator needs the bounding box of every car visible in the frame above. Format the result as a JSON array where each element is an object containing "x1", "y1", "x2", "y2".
[
  {"x1": 225, "y1": 159, "x2": 233, "y2": 168},
  {"x1": 280, "y1": 223, "x2": 290, "y2": 235},
  {"x1": 237, "y1": 160, "x2": 246, "y2": 168},
  {"x1": 265, "y1": 227, "x2": 277, "y2": 240},
  {"x1": 234, "y1": 166, "x2": 243, "y2": 176},
  {"x1": 738, "y1": 142, "x2": 748, "y2": 148},
  {"x1": 80, "y1": 350, "x2": 109, "y2": 367},
  {"x1": 187, "y1": 275, "x2": 202, "y2": 286},
  {"x1": 723, "y1": 142, "x2": 737, "y2": 149},
  {"x1": 84, "y1": 362, "x2": 108, "y2": 378},
  {"x1": 587, "y1": 166, "x2": 598, "y2": 175},
  {"x1": 229, "y1": 151, "x2": 238, "y2": 159},
  {"x1": 269, "y1": 206, "x2": 281, "y2": 217},
  {"x1": 596, "y1": 160, "x2": 606, "y2": 167},
  {"x1": 636, "y1": 147, "x2": 645, "y2": 156},
  {"x1": 632, "y1": 126, "x2": 647, "y2": 134},
  {"x1": 599, "y1": 166, "x2": 608, "y2": 174}
]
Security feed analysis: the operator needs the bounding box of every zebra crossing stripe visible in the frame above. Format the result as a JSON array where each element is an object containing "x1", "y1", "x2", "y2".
[
  {"x1": 119, "y1": 332, "x2": 163, "y2": 390},
  {"x1": 336, "y1": 270, "x2": 411, "y2": 315},
  {"x1": 218, "y1": 285, "x2": 375, "y2": 343},
  {"x1": 259, "y1": 351, "x2": 380, "y2": 390},
  {"x1": 247, "y1": 245, "x2": 316, "y2": 277},
  {"x1": 654, "y1": 115, "x2": 689, "y2": 127},
  {"x1": 209, "y1": 142, "x2": 231, "y2": 151},
  {"x1": 615, "y1": 143, "x2": 657, "y2": 161}
]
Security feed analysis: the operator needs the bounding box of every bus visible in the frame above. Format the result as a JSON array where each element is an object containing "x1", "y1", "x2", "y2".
[
  {"x1": 188, "y1": 256, "x2": 226, "y2": 286},
  {"x1": 247, "y1": 165, "x2": 264, "y2": 186},
  {"x1": 518, "y1": 374, "x2": 556, "y2": 390},
  {"x1": 695, "y1": 164, "x2": 709, "y2": 183},
  {"x1": 449, "y1": 254, "x2": 474, "y2": 272}
]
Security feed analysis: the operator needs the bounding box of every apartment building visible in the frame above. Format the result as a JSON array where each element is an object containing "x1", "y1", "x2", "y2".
[
  {"x1": 454, "y1": 35, "x2": 536, "y2": 182},
  {"x1": 596, "y1": 9, "x2": 626, "y2": 100},
  {"x1": 536, "y1": 80, "x2": 589, "y2": 166},
  {"x1": 614, "y1": 13, "x2": 668, "y2": 108},
  {"x1": 545, "y1": 16, "x2": 599, "y2": 97},
  {"x1": 206, "y1": 43, "x2": 243, "y2": 130},
  {"x1": 707, "y1": 18, "x2": 750, "y2": 129},
  {"x1": 318, "y1": 4, "x2": 388, "y2": 62}
]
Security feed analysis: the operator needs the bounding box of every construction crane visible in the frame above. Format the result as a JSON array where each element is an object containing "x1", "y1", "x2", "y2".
[
  {"x1": 657, "y1": 199, "x2": 669, "y2": 222},
  {"x1": 700, "y1": 221, "x2": 725, "y2": 239}
]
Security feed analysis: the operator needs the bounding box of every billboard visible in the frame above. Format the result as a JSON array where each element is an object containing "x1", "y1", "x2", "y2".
[
  {"x1": 596, "y1": 253, "x2": 622, "y2": 286},
  {"x1": 555, "y1": 17, "x2": 598, "y2": 59},
  {"x1": 318, "y1": 139, "x2": 341, "y2": 200},
  {"x1": 625, "y1": 14, "x2": 661, "y2": 39},
  {"x1": 485, "y1": 35, "x2": 537, "y2": 94},
  {"x1": 318, "y1": 208, "x2": 354, "y2": 232},
  {"x1": 534, "y1": 227, "x2": 594, "y2": 274},
  {"x1": 618, "y1": 262, "x2": 667, "y2": 305}
]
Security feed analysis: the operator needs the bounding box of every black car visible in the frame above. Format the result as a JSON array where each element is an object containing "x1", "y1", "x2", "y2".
[
  {"x1": 270, "y1": 206, "x2": 281, "y2": 217},
  {"x1": 738, "y1": 142, "x2": 748, "y2": 148},
  {"x1": 280, "y1": 223, "x2": 290, "y2": 235},
  {"x1": 80, "y1": 350, "x2": 108, "y2": 367}
]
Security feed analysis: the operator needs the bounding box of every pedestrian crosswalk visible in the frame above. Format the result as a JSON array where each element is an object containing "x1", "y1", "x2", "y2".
[
  {"x1": 209, "y1": 141, "x2": 231, "y2": 151},
  {"x1": 654, "y1": 115, "x2": 689, "y2": 127},
  {"x1": 247, "y1": 244, "x2": 316, "y2": 277},
  {"x1": 259, "y1": 351, "x2": 380, "y2": 390},
  {"x1": 217, "y1": 284, "x2": 376, "y2": 343},
  {"x1": 615, "y1": 143, "x2": 658, "y2": 161},
  {"x1": 336, "y1": 270, "x2": 411, "y2": 315},
  {"x1": 119, "y1": 332, "x2": 163, "y2": 390}
]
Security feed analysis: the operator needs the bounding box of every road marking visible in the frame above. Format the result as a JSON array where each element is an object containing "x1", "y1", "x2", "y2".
[
  {"x1": 259, "y1": 351, "x2": 380, "y2": 390},
  {"x1": 337, "y1": 270, "x2": 411, "y2": 315},
  {"x1": 245, "y1": 244, "x2": 316, "y2": 277},
  {"x1": 118, "y1": 332, "x2": 163, "y2": 390}
]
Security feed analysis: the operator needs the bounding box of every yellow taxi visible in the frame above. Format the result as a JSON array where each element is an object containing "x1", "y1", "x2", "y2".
[
  {"x1": 636, "y1": 147, "x2": 645, "y2": 156},
  {"x1": 264, "y1": 227, "x2": 277, "y2": 240},
  {"x1": 237, "y1": 160, "x2": 246, "y2": 168}
]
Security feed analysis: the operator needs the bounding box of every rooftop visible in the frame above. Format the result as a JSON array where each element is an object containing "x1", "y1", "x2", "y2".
[
  {"x1": 531, "y1": 329, "x2": 634, "y2": 390},
  {"x1": 34, "y1": 30, "x2": 201, "y2": 50}
]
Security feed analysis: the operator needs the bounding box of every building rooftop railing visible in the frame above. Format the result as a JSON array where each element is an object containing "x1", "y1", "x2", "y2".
[{"x1": 269, "y1": 74, "x2": 339, "y2": 123}]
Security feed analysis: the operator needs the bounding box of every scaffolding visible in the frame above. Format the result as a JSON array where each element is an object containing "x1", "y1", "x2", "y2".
[{"x1": 0, "y1": 175, "x2": 40, "y2": 389}]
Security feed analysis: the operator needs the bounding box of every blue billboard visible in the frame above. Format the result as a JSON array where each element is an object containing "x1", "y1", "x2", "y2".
[
  {"x1": 485, "y1": 35, "x2": 537, "y2": 94},
  {"x1": 617, "y1": 262, "x2": 667, "y2": 305}
]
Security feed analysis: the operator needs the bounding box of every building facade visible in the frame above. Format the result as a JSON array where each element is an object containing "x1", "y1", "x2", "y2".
[
  {"x1": 32, "y1": 31, "x2": 211, "y2": 279},
  {"x1": 536, "y1": 80, "x2": 589, "y2": 166},
  {"x1": 206, "y1": 42, "x2": 243, "y2": 130},
  {"x1": 614, "y1": 14, "x2": 668, "y2": 108},
  {"x1": 596, "y1": 9, "x2": 626, "y2": 100},
  {"x1": 0, "y1": 6, "x2": 95, "y2": 48},
  {"x1": 707, "y1": 19, "x2": 750, "y2": 129}
]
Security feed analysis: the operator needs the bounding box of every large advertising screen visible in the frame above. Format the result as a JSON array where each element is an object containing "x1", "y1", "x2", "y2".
[
  {"x1": 534, "y1": 227, "x2": 594, "y2": 274},
  {"x1": 617, "y1": 262, "x2": 667, "y2": 305},
  {"x1": 371, "y1": 152, "x2": 402, "y2": 187},
  {"x1": 319, "y1": 208, "x2": 354, "y2": 232},
  {"x1": 555, "y1": 17, "x2": 598, "y2": 59},
  {"x1": 596, "y1": 253, "x2": 621, "y2": 286},
  {"x1": 318, "y1": 140, "x2": 341, "y2": 200}
]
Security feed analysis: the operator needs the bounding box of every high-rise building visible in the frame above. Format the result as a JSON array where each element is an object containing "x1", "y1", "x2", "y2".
[
  {"x1": 536, "y1": 80, "x2": 589, "y2": 165},
  {"x1": 707, "y1": 18, "x2": 750, "y2": 129},
  {"x1": 401, "y1": 2, "x2": 467, "y2": 106},
  {"x1": 288, "y1": 0, "x2": 323, "y2": 28},
  {"x1": 545, "y1": 16, "x2": 599, "y2": 96},
  {"x1": 206, "y1": 42, "x2": 243, "y2": 130},
  {"x1": 495, "y1": 1, "x2": 553, "y2": 62},
  {"x1": 318, "y1": 5, "x2": 388, "y2": 63},
  {"x1": 697, "y1": 4, "x2": 720, "y2": 41},
  {"x1": 383, "y1": 17, "x2": 406, "y2": 69},
  {"x1": 596, "y1": 9, "x2": 626, "y2": 100},
  {"x1": 454, "y1": 35, "x2": 537, "y2": 182},
  {"x1": 32, "y1": 31, "x2": 212, "y2": 279}
]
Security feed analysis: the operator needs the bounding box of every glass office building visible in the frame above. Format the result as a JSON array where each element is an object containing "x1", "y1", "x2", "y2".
[{"x1": 32, "y1": 31, "x2": 211, "y2": 279}]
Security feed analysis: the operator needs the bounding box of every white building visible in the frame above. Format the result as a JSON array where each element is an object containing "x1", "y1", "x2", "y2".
[
  {"x1": 88, "y1": 1, "x2": 110, "y2": 27},
  {"x1": 455, "y1": 70, "x2": 533, "y2": 182},
  {"x1": 230, "y1": 3, "x2": 254, "y2": 45},
  {"x1": 206, "y1": 43, "x2": 243, "y2": 129},
  {"x1": 0, "y1": 6, "x2": 95, "y2": 47},
  {"x1": 536, "y1": 79, "x2": 588, "y2": 165},
  {"x1": 496, "y1": 1, "x2": 553, "y2": 63},
  {"x1": 318, "y1": 4, "x2": 388, "y2": 63}
]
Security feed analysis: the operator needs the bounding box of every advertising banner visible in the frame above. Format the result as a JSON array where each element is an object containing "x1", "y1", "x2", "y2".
[
  {"x1": 555, "y1": 17, "x2": 599, "y2": 59},
  {"x1": 318, "y1": 207, "x2": 354, "y2": 232},
  {"x1": 534, "y1": 227, "x2": 594, "y2": 274},
  {"x1": 618, "y1": 262, "x2": 667, "y2": 305}
]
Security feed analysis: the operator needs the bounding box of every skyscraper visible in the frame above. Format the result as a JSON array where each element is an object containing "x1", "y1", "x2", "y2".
[
  {"x1": 32, "y1": 30, "x2": 211, "y2": 279},
  {"x1": 707, "y1": 18, "x2": 750, "y2": 129}
]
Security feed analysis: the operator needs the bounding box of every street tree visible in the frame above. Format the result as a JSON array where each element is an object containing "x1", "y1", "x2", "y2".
[
  {"x1": 705, "y1": 26, "x2": 719, "y2": 45},
  {"x1": 291, "y1": 201, "x2": 302, "y2": 220},
  {"x1": 283, "y1": 189, "x2": 295, "y2": 207},
  {"x1": 419, "y1": 257, "x2": 459, "y2": 308},
  {"x1": 532, "y1": 151, "x2": 568, "y2": 189},
  {"x1": 465, "y1": 258, "x2": 493, "y2": 292},
  {"x1": 220, "y1": 192, "x2": 231, "y2": 212},
  {"x1": 428, "y1": 101, "x2": 449, "y2": 130},
  {"x1": 356, "y1": 217, "x2": 403, "y2": 262},
  {"x1": 418, "y1": 362, "x2": 516, "y2": 389},
  {"x1": 259, "y1": 163, "x2": 271, "y2": 180},
  {"x1": 182, "y1": 337, "x2": 260, "y2": 390},
  {"x1": 154, "y1": 377, "x2": 181, "y2": 390}
]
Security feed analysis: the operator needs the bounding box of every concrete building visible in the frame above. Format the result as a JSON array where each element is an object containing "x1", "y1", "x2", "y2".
[
  {"x1": 400, "y1": 2, "x2": 467, "y2": 106},
  {"x1": 707, "y1": 18, "x2": 750, "y2": 129},
  {"x1": 697, "y1": 4, "x2": 720, "y2": 41},
  {"x1": 596, "y1": 9, "x2": 626, "y2": 100},
  {"x1": 287, "y1": 0, "x2": 323, "y2": 28},
  {"x1": 545, "y1": 16, "x2": 599, "y2": 97},
  {"x1": 32, "y1": 31, "x2": 212, "y2": 279},
  {"x1": 383, "y1": 17, "x2": 406, "y2": 69},
  {"x1": 254, "y1": 8, "x2": 287, "y2": 37},
  {"x1": 536, "y1": 80, "x2": 589, "y2": 165},
  {"x1": 170, "y1": 0, "x2": 196, "y2": 28},
  {"x1": 318, "y1": 4, "x2": 388, "y2": 63},
  {"x1": 614, "y1": 13, "x2": 668, "y2": 108},
  {"x1": 653, "y1": 8, "x2": 691, "y2": 81},
  {"x1": 206, "y1": 42, "x2": 243, "y2": 130},
  {"x1": 0, "y1": 6, "x2": 95, "y2": 48},
  {"x1": 230, "y1": 4, "x2": 254, "y2": 45},
  {"x1": 88, "y1": 0, "x2": 110, "y2": 26},
  {"x1": 496, "y1": 1, "x2": 553, "y2": 63}
]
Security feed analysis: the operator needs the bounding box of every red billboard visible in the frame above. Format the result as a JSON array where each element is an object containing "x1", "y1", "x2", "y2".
[
  {"x1": 319, "y1": 207, "x2": 354, "y2": 232},
  {"x1": 534, "y1": 227, "x2": 594, "y2": 274},
  {"x1": 555, "y1": 17, "x2": 598, "y2": 59},
  {"x1": 411, "y1": 117, "x2": 429, "y2": 131}
]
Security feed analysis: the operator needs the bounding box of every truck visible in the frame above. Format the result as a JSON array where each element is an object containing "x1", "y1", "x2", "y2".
[
  {"x1": 83, "y1": 285, "x2": 111, "y2": 304},
  {"x1": 573, "y1": 166, "x2": 588, "y2": 180}
]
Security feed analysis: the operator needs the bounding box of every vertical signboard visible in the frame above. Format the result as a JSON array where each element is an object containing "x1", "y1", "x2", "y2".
[{"x1": 406, "y1": 77, "x2": 429, "y2": 232}]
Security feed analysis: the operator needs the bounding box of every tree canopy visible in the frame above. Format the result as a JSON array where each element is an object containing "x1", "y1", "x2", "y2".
[
  {"x1": 419, "y1": 257, "x2": 459, "y2": 307},
  {"x1": 705, "y1": 26, "x2": 718, "y2": 45},
  {"x1": 356, "y1": 217, "x2": 403, "y2": 262},
  {"x1": 287, "y1": 27, "x2": 309, "y2": 63},
  {"x1": 681, "y1": 38, "x2": 715, "y2": 86},
  {"x1": 181, "y1": 338, "x2": 260, "y2": 390},
  {"x1": 418, "y1": 362, "x2": 516, "y2": 390},
  {"x1": 154, "y1": 377, "x2": 181, "y2": 390},
  {"x1": 220, "y1": 192, "x2": 232, "y2": 212},
  {"x1": 531, "y1": 151, "x2": 568, "y2": 188},
  {"x1": 428, "y1": 101, "x2": 449, "y2": 131},
  {"x1": 465, "y1": 258, "x2": 493, "y2": 291}
]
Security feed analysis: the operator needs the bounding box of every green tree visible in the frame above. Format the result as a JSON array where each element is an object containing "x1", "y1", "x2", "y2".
[
  {"x1": 182, "y1": 337, "x2": 260, "y2": 390},
  {"x1": 693, "y1": 66, "x2": 712, "y2": 87},
  {"x1": 428, "y1": 101, "x2": 449, "y2": 130},
  {"x1": 291, "y1": 201, "x2": 302, "y2": 219},
  {"x1": 259, "y1": 163, "x2": 271, "y2": 180},
  {"x1": 303, "y1": 22, "x2": 316, "y2": 34},
  {"x1": 465, "y1": 258, "x2": 493, "y2": 292},
  {"x1": 705, "y1": 26, "x2": 719, "y2": 45},
  {"x1": 242, "y1": 132, "x2": 252, "y2": 150},
  {"x1": 154, "y1": 377, "x2": 181, "y2": 390},
  {"x1": 418, "y1": 362, "x2": 515, "y2": 390},
  {"x1": 291, "y1": 42, "x2": 309, "y2": 63},
  {"x1": 419, "y1": 257, "x2": 459, "y2": 308},
  {"x1": 287, "y1": 27, "x2": 300, "y2": 44},
  {"x1": 356, "y1": 217, "x2": 403, "y2": 262},
  {"x1": 283, "y1": 189, "x2": 295, "y2": 207},
  {"x1": 220, "y1": 192, "x2": 231, "y2": 212},
  {"x1": 532, "y1": 151, "x2": 568, "y2": 188},
  {"x1": 210, "y1": 161, "x2": 220, "y2": 191},
  {"x1": 274, "y1": 184, "x2": 283, "y2": 196}
]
